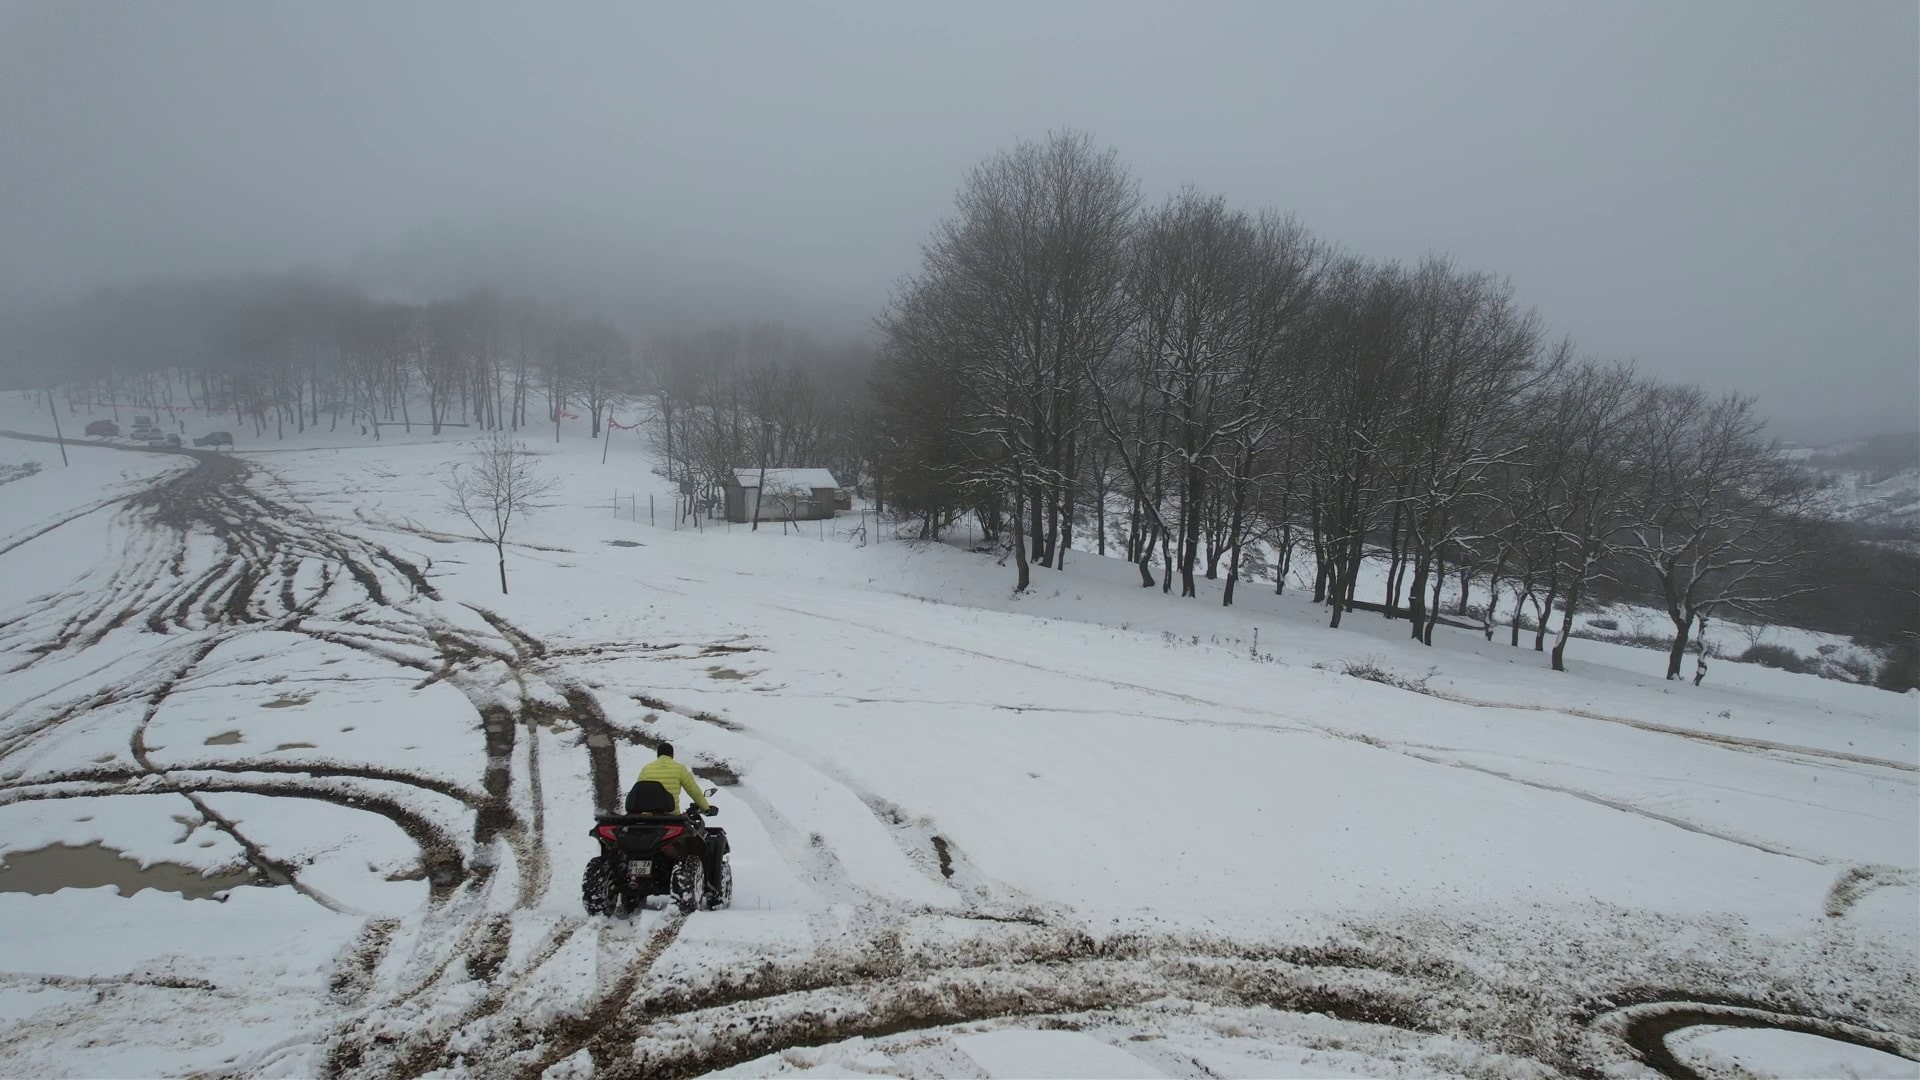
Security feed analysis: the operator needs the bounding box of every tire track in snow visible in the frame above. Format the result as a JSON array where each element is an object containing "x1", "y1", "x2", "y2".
[
  {"x1": 1419, "y1": 686, "x2": 1918, "y2": 774},
  {"x1": 0, "y1": 436, "x2": 572, "y2": 1066},
  {"x1": 761, "y1": 602, "x2": 1864, "y2": 869}
]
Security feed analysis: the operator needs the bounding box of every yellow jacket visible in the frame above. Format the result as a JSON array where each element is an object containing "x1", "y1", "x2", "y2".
[{"x1": 637, "y1": 755, "x2": 710, "y2": 813}]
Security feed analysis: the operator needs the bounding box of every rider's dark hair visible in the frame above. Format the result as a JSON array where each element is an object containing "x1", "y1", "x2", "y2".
[{"x1": 656, "y1": 742, "x2": 674, "y2": 758}]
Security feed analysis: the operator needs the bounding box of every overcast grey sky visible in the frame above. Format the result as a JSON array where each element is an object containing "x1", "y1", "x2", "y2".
[{"x1": 2, "y1": 1, "x2": 1914, "y2": 442}]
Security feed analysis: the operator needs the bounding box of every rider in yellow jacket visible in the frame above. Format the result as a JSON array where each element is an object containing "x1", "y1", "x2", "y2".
[{"x1": 635, "y1": 743, "x2": 711, "y2": 814}]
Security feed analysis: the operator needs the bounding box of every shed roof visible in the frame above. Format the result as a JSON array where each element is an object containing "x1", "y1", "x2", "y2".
[{"x1": 730, "y1": 467, "x2": 840, "y2": 491}]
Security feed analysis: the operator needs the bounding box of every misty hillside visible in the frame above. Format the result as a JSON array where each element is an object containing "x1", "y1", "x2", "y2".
[{"x1": 1792, "y1": 433, "x2": 1920, "y2": 530}]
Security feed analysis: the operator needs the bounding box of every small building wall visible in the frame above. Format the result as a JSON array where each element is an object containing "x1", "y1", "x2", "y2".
[{"x1": 722, "y1": 473, "x2": 841, "y2": 523}]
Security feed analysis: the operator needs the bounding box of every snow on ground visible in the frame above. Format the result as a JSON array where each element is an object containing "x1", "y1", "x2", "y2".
[
  {"x1": 0, "y1": 397, "x2": 1915, "y2": 1078},
  {"x1": 1671, "y1": 1026, "x2": 1919, "y2": 1079}
]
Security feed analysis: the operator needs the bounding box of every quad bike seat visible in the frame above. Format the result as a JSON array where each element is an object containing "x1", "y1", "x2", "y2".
[
  {"x1": 625, "y1": 779, "x2": 676, "y2": 815},
  {"x1": 595, "y1": 812, "x2": 686, "y2": 825}
]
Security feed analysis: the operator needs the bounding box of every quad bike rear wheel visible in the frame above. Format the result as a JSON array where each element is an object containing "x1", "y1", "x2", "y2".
[
  {"x1": 670, "y1": 857, "x2": 705, "y2": 914},
  {"x1": 582, "y1": 856, "x2": 616, "y2": 915},
  {"x1": 582, "y1": 856, "x2": 633, "y2": 917}
]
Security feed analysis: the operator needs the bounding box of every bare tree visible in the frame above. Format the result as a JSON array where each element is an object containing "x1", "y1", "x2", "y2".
[
  {"x1": 1529, "y1": 358, "x2": 1645, "y2": 671},
  {"x1": 883, "y1": 129, "x2": 1137, "y2": 592},
  {"x1": 1624, "y1": 387, "x2": 1820, "y2": 680},
  {"x1": 1391, "y1": 259, "x2": 1550, "y2": 643},
  {"x1": 566, "y1": 316, "x2": 631, "y2": 438},
  {"x1": 444, "y1": 433, "x2": 561, "y2": 595}
]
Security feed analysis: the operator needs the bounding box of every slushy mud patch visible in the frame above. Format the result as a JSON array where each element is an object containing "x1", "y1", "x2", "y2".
[{"x1": 0, "y1": 840, "x2": 258, "y2": 899}]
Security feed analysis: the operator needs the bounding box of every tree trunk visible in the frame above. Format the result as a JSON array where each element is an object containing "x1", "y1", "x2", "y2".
[
  {"x1": 1550, "y1": 572, "x2": 1586, "y2": 672},
  {"x1": 1011, "y1": 480, "x2": 1031, "y2": 593},
  {"x1": 1275, "y1": 522, "x2": 1294, "y2": 595},
  {"x1": 1665, "y1": 608, "x2": 1692, "y2": 680},
  {"x1": 1180, "y1": 464, "x2": 1202, "y2": 597},
  {"x1": 1029, "y1": 477, "x2": 1047, "y2": 568},
  {"x1": 1407, "y1": 550, "x2": 1430, "y2": 640},
  {"x1": 1384, "y1": 500, "x2": 1406, "y2": 612},
  {"x1": 1533, "y1": 584, "x2": 1556, "y2": 652},
  {"x1": 1424, "y1": 546, "x2": 1445, "y2": 646},
  {"x1": 1222, "y1": 473, "x2": 1248, "y2": 608},
  {"x1": 496, "y1": 547, "x2": 509, "y2": 595}
]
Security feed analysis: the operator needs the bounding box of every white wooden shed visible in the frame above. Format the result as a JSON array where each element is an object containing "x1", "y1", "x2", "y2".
[{"x1": 723, "y1": 468, "x2": 840, "y2": 523}]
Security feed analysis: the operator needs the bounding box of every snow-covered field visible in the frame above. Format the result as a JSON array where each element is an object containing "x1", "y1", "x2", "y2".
[{"x1": 1, "y1": 401, "x2": 1915, "y2": 1079}]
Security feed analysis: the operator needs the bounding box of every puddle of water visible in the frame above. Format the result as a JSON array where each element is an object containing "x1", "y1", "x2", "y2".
[
  {"x1": 204, "y1": 731, "x2": 243, "y2": 746},
  {"x1": 270, "y1": 742, "x2": 317, "y2": 752},
  {"x1": 0, "y1": 841, "x2": 259, "y2": 900},
  {"x1": 260, "y1": 693, "x2": 312, "y2": 709},
  {"x1": 604, "y1": 539, "x2": 643, "y2": 548},
  {"x1": 707, "y1": 666, "x2": 748, "y2": 681}
]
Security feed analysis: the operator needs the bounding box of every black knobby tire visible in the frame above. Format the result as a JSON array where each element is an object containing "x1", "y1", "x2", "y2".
[
  {"x1": 582, "y1": 856, "x2": 620, "y2": 916},
  {"x1": 670, "y1": 857, "x2": 705, "y2": 914},
  {"x1": 706, "y1": 855, "x2": 734, "y2": 910}
]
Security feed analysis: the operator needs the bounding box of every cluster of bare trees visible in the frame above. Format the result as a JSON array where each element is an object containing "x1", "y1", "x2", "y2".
[
  {"x1": 875, "y1": 131, "x2": 1823, "y2": 679},
  {"x1": 641, "y1": 322, "x2": 871, "y2": 513},
  {"x1": 16, "y1": 277, "x2": 634, "y2": 441}
]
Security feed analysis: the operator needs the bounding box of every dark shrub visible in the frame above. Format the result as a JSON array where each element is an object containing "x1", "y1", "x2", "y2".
[
  {"x1": 1738, "y1": 643, "x2": 1814, "y2": 674},
  {"x1": 1875, "y1": 640, "x2": 1919, "y2": 694}
]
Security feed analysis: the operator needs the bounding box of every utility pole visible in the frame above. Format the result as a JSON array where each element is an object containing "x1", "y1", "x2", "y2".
[
  {"x1": 752, "y1": 421, "x2": 772, "y2": 532},
  {"x1": 48, "y1": 390, "x2": 68, "y2": 467}
]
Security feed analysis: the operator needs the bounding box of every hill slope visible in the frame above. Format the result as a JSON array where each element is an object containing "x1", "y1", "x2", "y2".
[{"x1": 0, "y1": 405, "x2": 1914, "y2": 1078}]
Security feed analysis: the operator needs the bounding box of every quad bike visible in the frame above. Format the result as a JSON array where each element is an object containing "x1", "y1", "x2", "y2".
[{"x1": 583, "y1": 784, "x2": 732, "y2": 916}]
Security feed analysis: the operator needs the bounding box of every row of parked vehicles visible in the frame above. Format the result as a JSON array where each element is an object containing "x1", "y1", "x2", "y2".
[{"x1": 83, "y1": 417, "x2": 233, "y2": 448}]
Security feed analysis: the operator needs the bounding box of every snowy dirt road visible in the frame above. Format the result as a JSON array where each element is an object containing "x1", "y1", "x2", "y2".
[{"x1": 0, "y1": 430, "x2": 1915, "y2": 1080}]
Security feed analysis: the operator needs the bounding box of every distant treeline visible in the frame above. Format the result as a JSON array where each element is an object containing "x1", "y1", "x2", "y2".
[
  {"x1": 3, "y1": 277, "x2": 875, "y2": 493},
  {"x1": 869, "y1": 130, "x2": 1917, "y2": 686}
]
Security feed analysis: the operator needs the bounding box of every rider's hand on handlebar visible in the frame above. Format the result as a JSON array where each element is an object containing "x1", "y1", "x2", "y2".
[{"x1": 702, "y1": 804, "x2": 718, "y2": 816}]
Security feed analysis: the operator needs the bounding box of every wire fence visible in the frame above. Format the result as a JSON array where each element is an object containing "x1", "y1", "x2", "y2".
[{"x1": 609, "y1": 490, "x2": 931, "y2": 549}]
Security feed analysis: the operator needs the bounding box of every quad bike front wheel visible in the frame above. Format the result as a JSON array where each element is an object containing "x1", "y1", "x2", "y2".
[
  {"x1": 707, "y1": 855, "x2": 733, "y2": 910},
  {"x1": 670, "y1": 857, "x2": 706, "y2": 914}
]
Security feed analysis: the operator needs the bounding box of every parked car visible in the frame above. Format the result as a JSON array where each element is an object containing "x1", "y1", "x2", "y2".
[
  {"x1": 85, "y1": 420, "x2": 120, "y2": 437},
  {"x1": 163, "y1": 433, "x2": 182, "y2": 448},
  {"x1": 193, "y1": 431, "x2": 234, "y2": 448},
  {"x1": 130, "y1": 426, "x2": 160, "y2": 442}
]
